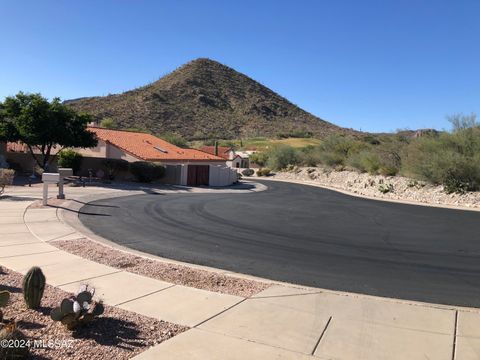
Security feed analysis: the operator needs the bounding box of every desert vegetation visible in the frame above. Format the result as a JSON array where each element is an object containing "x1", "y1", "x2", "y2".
[{"x1": 252, "y1": 114, "x2": 480, "y2": 194}]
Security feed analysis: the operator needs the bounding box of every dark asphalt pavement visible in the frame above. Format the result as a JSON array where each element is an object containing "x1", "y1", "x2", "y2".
[{"x1": 79, "y1": 181, "x2": 480, "y2": 307}]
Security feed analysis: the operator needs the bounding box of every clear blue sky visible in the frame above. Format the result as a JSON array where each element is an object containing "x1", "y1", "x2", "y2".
[{"x1": 1, "y1": 0, "x2": 478, "y2": 133}]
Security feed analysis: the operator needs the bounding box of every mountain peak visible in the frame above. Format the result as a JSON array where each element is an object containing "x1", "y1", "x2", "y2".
[{"x1": 67, "y1": 59, "x2": 355, "y2": 139}]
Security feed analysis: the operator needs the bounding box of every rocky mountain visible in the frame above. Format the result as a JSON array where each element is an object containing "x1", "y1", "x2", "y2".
[{"x1": 66, "y1": 58, "x2": 357, "y2": 139}]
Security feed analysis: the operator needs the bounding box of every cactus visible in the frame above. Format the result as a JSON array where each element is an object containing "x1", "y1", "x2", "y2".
[
  {"x1": 22, "y1": 266, "x2": 46, "y2": 309},
  {"x1": 50, "y1": 285, "x2": 104, "y2": 330},
  {"x1": 0, "y1": 321, "x2": 30, "y2": 359}
]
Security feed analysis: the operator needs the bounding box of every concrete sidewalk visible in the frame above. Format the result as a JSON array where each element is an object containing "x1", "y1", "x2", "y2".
[{"x1": 0, "y1": 184, "x2": 479, "y2": 360}]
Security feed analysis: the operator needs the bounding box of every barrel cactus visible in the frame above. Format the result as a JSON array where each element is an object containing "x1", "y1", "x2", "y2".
[
  {"x1": 22, "y1": 266, "x2": 46, "y2": 309},
  {"x1": 50, "y1": 285, "x2": 104, "y2": 330}
]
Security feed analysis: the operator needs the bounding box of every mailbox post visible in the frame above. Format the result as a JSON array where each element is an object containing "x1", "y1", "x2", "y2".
[
  {"x1": 57, "y1": 168, "x2": 73, "y2": 199},
  {"x1": 41, "y1": 173, "x2": 60, "y2": 206}
]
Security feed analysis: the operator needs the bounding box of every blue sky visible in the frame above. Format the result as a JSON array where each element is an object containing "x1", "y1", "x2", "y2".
[{"x1": 0, "y1": 0, "x2": 478, "y2": 133}]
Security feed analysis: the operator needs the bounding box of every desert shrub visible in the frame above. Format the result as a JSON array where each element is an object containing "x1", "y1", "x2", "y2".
[
  {"x1": 265, "y1": 145, "x2": 301, "y2": 170},
  {"x1": 249, "y1": 152, "x2": 269, "y2": 167},
  {"x1": 299, "y1": 146, "x2": 322, "y2": 167},
  {"x1": 129, "y1": 161, "x2": 165, "y2": 183},
  {"x1": 0, "y1": 169, "x2": 15, "y2": 186},
  {"x1": 99, "y1": 118, "x2": 116, "y2": 129},
  {"x1": 57, "y1": 149, "x2": 83, "y2": 174},
  {"x1": 316, "y1": 135, "x2": 369, "y2": 167},
  {"x1": 378, "y1": 183, "x2": 394, "y2": 194},
  {"x1": 102, "y1": 158, "x2": 129, "y2": 180},
  {"x1": 241, "y1": 168, "x2": 254, "y2": 176},
  {"x1": 442, "y1": 157, "x2": 480, "y2": 194},
  {"x1": 379, "y1": 165, "x2": 399, "y2": 176},
  {"x1": 403, "y1": 116, "x2": 480, "y2": 193},
  {"x1": 347, "y1": 147, "x2": 400, "y2": 176},
  {"x1": 0, "y1": 169, "x2": 15, "y2": 194},
  {"x1": 256, "y1": 168, "x2": 272, "y2": 176},
  {"x1": 276, "y1": 130, "x2": 313, "y2": 139}
]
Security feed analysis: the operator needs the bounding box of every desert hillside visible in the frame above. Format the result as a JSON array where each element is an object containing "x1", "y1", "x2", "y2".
[{"x1": 66, "y1": 58, "x2": 357, "y2": 139}]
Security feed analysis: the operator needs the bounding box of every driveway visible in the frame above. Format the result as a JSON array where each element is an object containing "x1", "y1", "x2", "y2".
[{"x1": 79, "y1": 180, "x2": 480, "y2": 307}]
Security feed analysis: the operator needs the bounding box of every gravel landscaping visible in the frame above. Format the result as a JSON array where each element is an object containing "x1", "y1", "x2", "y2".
[
  {"x1": 0, "y1": 267, "x2": 187, "y2": 360},
  {"x1": 271, "y1": 167, "x2": 480, "y2": 209},
  {"x1": 51, "y1": 238, "x2": 269, "y2": 298}
]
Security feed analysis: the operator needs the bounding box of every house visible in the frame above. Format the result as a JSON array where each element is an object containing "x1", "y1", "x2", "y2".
[
  {"x1": 200, "y1": 145, "x2": 249, "y2": 169},
  {"x1": 2, "y1": 127, "x2": 238, "y2": 186}
]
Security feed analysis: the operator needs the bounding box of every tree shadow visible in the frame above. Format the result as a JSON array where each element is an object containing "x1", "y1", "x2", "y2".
[
  {"x1": 0, "y1": 195, "x2": 40, "y2": 202},
  {"x1": 17, "y1": 319, "x2": 46, "y2": 330},
  {"x1": 71, "y1": 199, "x2": 119, "y2": 208},
  {"x1": 72, "y1": 317, "x2": 148, "y2": 350},
  {"x1": 46, "y1": 204, "x2": 111, "y2": 217},
  {"x1": 0, "y1": 284, "x2": 22, "y2": 294}
]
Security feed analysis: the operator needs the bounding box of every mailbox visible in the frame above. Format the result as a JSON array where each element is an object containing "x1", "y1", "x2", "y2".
[
  {"x1": 58, "y1": 168, "x2": 73, "y2": 178},
  {"x1": 42, "y1": 173, "x2": 60, "y2": 184}
]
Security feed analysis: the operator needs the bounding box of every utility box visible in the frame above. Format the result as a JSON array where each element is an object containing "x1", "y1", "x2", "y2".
[
  {"x1": 42, "y1": 173, "x2": 60, "y2": 184},
  {"x1": 58, "y1": 168, "x2": 73, "y2": 178}
]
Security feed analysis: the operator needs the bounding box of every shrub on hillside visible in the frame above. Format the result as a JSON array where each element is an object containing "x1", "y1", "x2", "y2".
[
  {"x1": 316, "y1": 135, "x2": 369, "y2": 168},
  {"x1": 403, "y1": 114, "x2": 480, "y2": 193},
  {"x1": 102, "y1": 158, "x2": 129, "y2": 180},
  {"x1": 265, "y1": 145, "x2": 301, "y2": 170},
  {"x1": 160, "y1": 133, "x2": 188, "y2": 147},
  {"x1": 57, "y1": 149, "x2": 83, "y2": 174},
  {"x1": 129, "y1": 161, "x2": 165, "y2": 183},
  {"x1": 347, "y1": 151, "x2": 380, "y2": 174},
  {"x1": 276, "y1": 130, "x2": 313, "y2": 139},
  {"x1": 299, "y1": 146, "x2": 322, "y2": 167},
  {"x1": 249, "y1": 152, "x2": 269, "y2": 167}
]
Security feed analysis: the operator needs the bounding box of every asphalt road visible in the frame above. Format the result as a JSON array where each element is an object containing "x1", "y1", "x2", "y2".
[{"x1": 79, "y1": 181, "x2": 480, "y2": 307}]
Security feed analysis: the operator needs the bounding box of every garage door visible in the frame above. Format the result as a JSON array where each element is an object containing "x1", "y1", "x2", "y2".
[{"x1": 187, "y1": 165, "x2": 210, "y2": 186}]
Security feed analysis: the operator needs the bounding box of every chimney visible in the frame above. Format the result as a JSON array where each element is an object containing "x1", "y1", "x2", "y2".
[{"x1": 214, "y1": 141, "x2": 218, "y2": 156}]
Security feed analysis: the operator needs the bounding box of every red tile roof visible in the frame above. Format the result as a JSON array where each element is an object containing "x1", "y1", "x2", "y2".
[
  {"x1": 199, "y1": 146, "x2": 233, "y2": 160},
  {"x1": 6, "y1": 142, "x2": 29, "y2": 153},
  {"x1": 88, "y1": 127, "x2": 225, "y2": 162}
]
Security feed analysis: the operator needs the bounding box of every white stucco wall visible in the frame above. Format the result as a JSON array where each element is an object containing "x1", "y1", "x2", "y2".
[
  {"x1": 226, "y1": 157, "x2": 242, "y2": 168},
  {"x1": 74, "y1": 140, "x2": 108, "y2": 158},
  {"x1": 106, "y1": 143, "x2": 140, "y2": 162}
]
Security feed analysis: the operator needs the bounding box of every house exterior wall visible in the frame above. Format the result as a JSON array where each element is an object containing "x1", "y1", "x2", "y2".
[
  {"x1": 226, "y1": 157, "x2": 242, "y2": 168},
  {"x1": 105, "y1": 143, "x2": 140, "y2": 162},
  {"x1": 75, "y1": 140, "x2": 107, "y2": 158},
  {"x1": 162, "y1": 160, "x2": 234, "y2": 187},
  {"x1": 75, "y1": 140, "x2": 140, "y2": 162}
]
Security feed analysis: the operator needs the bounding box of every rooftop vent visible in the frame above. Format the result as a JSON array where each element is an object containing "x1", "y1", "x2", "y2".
[{"x1": 154, "y1": 146, "x2": 168, "y2": 153}]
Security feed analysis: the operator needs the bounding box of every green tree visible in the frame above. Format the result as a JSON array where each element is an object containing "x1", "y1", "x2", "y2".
[
  {"x1": 0, "y1": 92, "x2": 97, "y2": 170},
  {"x1": 57, "y1": 149, "x2": 83, "y2": 175},
  {"x1": 99, "y1": 118, "x2": 116, "y2": 129}
]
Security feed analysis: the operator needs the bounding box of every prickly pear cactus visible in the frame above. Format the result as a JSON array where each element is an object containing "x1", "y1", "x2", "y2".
[
  {"x1": 22, "y1": 266, "x2": 46, "y2": 309},
  {"x1": 50, "y1": 285, "x2": 104, "y2": 330}
]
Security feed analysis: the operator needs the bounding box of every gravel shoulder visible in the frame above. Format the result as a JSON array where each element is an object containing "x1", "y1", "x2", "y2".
[
  {"x1": 50, "y1": 238, "x2": 269, "y2": 298},
  {"x1": 0, "y1": 267, "x2": 187, "y2": 360}
]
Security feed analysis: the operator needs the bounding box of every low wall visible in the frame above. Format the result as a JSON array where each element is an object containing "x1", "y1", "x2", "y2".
[{"x1": 209, "y1": 165, "x2": 238, "y2": 186}]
